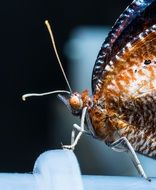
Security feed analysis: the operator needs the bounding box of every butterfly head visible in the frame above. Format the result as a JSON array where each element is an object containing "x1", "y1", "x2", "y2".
[{"x1": 58, "y1": 90, "x2": 92, "y2": 116}]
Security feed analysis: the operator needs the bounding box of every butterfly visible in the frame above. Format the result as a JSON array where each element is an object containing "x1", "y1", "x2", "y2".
[{"x1": 23, "y1": 0, "x2": 156, "y2": 181}]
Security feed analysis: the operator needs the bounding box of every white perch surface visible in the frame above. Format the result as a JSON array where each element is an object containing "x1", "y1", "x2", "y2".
[{"x1": 0, "y1": 149, "x2": 155, "y2": 190}]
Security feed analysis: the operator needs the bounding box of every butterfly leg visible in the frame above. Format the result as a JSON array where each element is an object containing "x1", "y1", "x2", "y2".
[
  {"x1": 110, "y1": 137, "x2": 150, "y2": 181},
  {"x1": 62, "y1": 107, "x2": 87, "y2": 150},
  {"x1": 70, "y1": 128, "x2": 76, "y2": 145}
]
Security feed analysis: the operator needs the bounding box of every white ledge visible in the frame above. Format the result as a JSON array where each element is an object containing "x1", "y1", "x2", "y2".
[{"x1": 0, "y1": 149, "x2": 155, "y2": 190}]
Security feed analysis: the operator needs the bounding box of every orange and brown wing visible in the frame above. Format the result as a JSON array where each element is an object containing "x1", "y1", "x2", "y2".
[
  {"x1": 94, "y1": 24, "x2": 156, "y2": 158},
  {"x1": 92, "y1": 0, "x2": 156, "y2": 92}
]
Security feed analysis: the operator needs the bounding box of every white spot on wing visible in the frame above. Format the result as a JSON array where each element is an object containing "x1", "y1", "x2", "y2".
[
  {"x1": 115, "y1": 54, "x2": 125, "y2": 62},
  {"x1": 115, "y1": 55, "x2": 121, "y2": 60},
  {"x1": 109, "y1": 61, "x2": 114, "y2": 66},
  {"x1": 126, "y1": 42, "x2": 132, "y2": 49},
  {"x1": 105, "y1": 65, "x2": 113, "y2": 72},
  {"x1": 139, "y1": 33, "x2": 144, "y2": 40}
]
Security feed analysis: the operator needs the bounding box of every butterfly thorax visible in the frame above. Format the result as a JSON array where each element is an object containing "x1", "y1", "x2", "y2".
[
  {"x1": 69, "y1": 90, "x2": 121, "y2": 144},
  {"x1": 68, "y1": 90, "x2": 93, "y2": 115}
]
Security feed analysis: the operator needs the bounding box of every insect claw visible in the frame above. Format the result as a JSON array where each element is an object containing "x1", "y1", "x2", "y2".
[
  {"x1": 62, "y1": 144, "x2": 75, "y2": 150},
  {"x1": 146, "y1": 177, "x2": 151, "y2": 182}
]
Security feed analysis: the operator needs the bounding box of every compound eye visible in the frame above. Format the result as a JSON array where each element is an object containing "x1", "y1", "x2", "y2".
[{"x1": 69, "y1": 95, "x2": 82, "y2": 110}]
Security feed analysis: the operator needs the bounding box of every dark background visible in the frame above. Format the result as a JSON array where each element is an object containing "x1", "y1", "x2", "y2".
[{"x1": 0, "y1": 0, "x2": 131, "y2": 172}]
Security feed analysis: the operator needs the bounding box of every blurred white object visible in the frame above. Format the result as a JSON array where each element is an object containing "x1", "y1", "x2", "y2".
[
  {"x1": 33, "y1": 150, "x2": 83, "y2": 190},
  {"x1": 0, "y1": 150, "x2": 83, "y2": 190}
]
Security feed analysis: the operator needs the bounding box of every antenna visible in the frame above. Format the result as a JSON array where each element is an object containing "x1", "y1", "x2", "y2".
[
  {"x1": 22, "y1": 20, "x2": 72, "y2": 101},
  {"x1": 44, "y1": 20, "x2": 72, "y2": 93},
  {"x1": 22, "y1": 90, "x2": 70, "y2": 101}
]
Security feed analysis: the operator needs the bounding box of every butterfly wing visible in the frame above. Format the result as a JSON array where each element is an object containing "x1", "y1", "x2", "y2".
[
  {"x1": 92, "y1": 0, "x2": 156, "y2": 93},
  {"x1": 95, "y1": 24, "x2": 156, "y2": 158}
]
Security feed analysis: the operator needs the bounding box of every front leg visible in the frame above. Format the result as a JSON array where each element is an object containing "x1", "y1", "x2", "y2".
[
  {"x1": 62, "y1": 107, "x2": 87, "y2": 150},
  {"x1": 110, "y1": 137, "x2": 150, "y2": 181}
]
